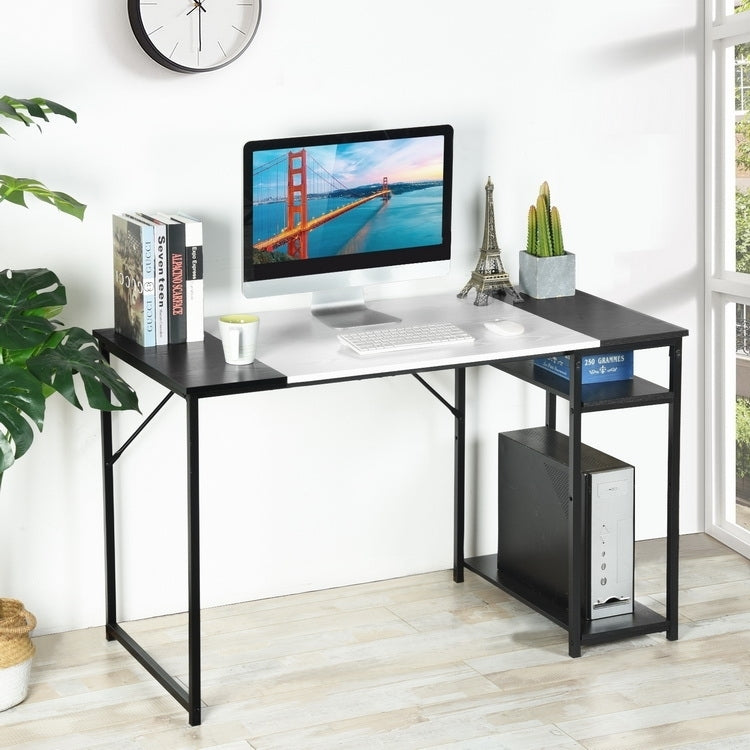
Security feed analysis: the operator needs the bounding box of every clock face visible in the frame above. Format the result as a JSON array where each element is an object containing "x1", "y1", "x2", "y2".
[{"x1": 128, "y1": 0, "x2": 262, "y2": 73}]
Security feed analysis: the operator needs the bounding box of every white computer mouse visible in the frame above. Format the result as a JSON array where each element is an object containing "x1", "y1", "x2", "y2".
[{"x1": 484, "y1": 319, "x2": 525, "y2": 336}]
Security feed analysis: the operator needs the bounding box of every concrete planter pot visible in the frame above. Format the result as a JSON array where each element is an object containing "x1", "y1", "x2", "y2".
[{"x1": 519, "y1": 251, "x2": 576, "y2": 299}]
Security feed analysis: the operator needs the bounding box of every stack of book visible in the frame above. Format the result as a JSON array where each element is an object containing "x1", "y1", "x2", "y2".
[{"x1": 112, "y1": 212, "x2": 204, "y2": 346}]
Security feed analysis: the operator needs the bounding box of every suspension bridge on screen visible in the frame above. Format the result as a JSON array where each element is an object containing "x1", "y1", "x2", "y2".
[{"x1": 252, "y1": 149, "x2": 391, "y2": 260}]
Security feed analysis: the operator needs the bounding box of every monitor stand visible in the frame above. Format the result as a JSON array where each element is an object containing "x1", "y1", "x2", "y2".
[{"x1": 311, "y1": 289, "x2": 400, "y2": 329}]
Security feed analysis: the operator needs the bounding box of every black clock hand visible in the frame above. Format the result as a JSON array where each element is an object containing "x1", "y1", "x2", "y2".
[
  {"x1": 186, "y1": 1, "x2": 207, "y2": 52},
  {"x1": 198, "y1": 1, "x2": 202, "y2": 51}
]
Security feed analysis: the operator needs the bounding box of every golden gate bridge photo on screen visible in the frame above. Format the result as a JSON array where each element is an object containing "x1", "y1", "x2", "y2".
[{"x1": 250, "y1": 135, "x2": 445, "y2": 264}]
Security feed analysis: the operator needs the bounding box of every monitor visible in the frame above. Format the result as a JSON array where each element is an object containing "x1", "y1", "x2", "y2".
[{"x1": 242, "y1": 123, "x2": 453, "y2": 328}]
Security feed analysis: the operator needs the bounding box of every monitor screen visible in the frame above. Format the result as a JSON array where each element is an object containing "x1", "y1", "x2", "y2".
[{"x1": 242, "y1": 124, "x2": 453, "y2": 326}]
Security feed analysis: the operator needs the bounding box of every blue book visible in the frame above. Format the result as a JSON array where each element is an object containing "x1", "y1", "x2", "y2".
[
  {"x1": 136, "y1": 213, "x2": 169, "y2": 345},
  {"x1": 534, "y1": 351, "x2": 634, "y2": 383}
]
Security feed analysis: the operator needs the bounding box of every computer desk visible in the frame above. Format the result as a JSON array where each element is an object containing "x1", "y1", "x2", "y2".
[{"x1": 94, "y1": 290, "x2": 687, "y2": 726}]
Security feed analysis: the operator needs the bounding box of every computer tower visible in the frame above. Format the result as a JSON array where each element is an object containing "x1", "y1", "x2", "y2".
[{"x1": 498, "y1": 426, "x2": 634, "y2": 620}]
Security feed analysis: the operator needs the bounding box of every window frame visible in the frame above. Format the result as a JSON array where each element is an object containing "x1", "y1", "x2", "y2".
[{"x1": 705, "y1": 1, "x2": 750, "y2": 555}]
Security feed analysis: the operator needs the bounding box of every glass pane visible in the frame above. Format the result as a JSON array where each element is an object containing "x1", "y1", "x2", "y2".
[
  {"x1": 737, "y1": 55, "x2": 750, "y2": 111},
  {"x1": 736, "y1": 41, "x2": 750, "y2": 270},
  {"x1": 737, "y1": 303, "x2": 750, "y2": 531},
  {"x1": 737, "y1": 0, "x2": 750, "y2": 15}
]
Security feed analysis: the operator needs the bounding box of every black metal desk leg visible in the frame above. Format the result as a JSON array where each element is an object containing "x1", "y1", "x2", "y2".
[
  {"x1": 568, "y1": 354, "x2": 583, "y2": 658},
  {"x1": 186, "y1": 394, "x2": 202, "y2": 725},
  {"x1": 99, "y1": 342, "x2": 118, "y2": 641},
  {"x1": 666, "y1": 343, "x2": 682, "y2": 641},
  {"x1": 453, "y1": 368, "x2": 466, "y2": 583},
  {"x1": 101, "y1": 407, "x2": 117, "y2": 640}
]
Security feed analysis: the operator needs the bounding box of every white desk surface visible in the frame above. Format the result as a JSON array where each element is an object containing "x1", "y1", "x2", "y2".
[{"x1": 208, "y1": 292, "x2": 599, "y2": 384}]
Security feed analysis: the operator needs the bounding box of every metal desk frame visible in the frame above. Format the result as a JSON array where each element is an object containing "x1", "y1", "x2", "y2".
[{"x1": 95, "y1": 291, "x2": 687, "y2": 725}]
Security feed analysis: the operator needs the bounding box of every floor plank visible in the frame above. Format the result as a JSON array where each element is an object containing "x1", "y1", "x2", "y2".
[{"x1": 0, "y1": 533, "x2": 749, "y2": 749}]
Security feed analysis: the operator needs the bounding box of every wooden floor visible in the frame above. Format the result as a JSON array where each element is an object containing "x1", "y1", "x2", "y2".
[{"x1": 2, "y1": 533, "x2": 750, "y2": 749}]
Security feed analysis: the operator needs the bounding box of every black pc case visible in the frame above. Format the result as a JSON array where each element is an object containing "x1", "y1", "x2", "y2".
[{"x1": 498, "y1": 426, "x2": 634, "y2": 620}]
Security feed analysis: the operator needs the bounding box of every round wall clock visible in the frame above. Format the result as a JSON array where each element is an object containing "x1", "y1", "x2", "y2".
[{"x1": 128, "y1": 0, "x2": 262, "y2": 73}]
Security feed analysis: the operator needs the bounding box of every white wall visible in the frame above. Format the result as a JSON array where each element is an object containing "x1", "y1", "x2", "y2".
[{"x1": 0, "y1": 1, "x2": 702, "y2": 634}]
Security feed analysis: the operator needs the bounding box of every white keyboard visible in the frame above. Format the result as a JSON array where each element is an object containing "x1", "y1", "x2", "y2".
[{"x1": 338, "y1": 322, "x2": 475, "y2": 355}]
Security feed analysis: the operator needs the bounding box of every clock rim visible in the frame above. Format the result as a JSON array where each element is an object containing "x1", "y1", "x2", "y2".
[{"x1": 127, "y1": 0, "x2": 262, "y2": 73}]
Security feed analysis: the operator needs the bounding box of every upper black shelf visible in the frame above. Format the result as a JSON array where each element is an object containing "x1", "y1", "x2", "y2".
[
  {"x1": 494, "y1": 360, "x2": 672, "y2": 411},
  {"x1": 493, "y1": 290, "x2": 687, "y2": 410}
]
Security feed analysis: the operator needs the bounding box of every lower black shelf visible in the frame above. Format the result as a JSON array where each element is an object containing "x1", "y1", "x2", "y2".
[{"x1": 464, "y1": 554, "x2": 669, "y2": 646}]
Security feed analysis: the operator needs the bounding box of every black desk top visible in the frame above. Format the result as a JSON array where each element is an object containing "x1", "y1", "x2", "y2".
[
  {"x1": 94, "y1": 290, "x2": 688, "y2": 398},
  {"x1": 93, "y1": 329, "x2": 287, "y2": 398},
  {"x1": 519, "y1": 291, "x2": 688, "y2": 349}
]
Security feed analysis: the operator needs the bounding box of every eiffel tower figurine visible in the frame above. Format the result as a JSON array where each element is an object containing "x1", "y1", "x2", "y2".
[{"x1": 458, "y1": 177, "x2": 523, "y2": 306}]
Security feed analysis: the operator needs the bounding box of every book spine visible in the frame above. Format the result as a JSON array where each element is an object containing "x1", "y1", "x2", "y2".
[
  {"x1": 137, "y1": 214, "x2": 169, "y2": 345},
  {"x1": 133, "y1": 219, "x2": 156, "y2": 347},
  {"x1": 186, "y1": 241, "x2": 204, "y2": 342},
  {"x1": 167, "y1": 222, "x2": 187, "y2": 344},
  {"x1": 153, "y1": 228, "x2": 168, "y2": 345},
  {"x1": 112, "y1": 214, "x2": 147, "y2": 346},
  {"x1": 173, "y1": 214, "x2": 204, "y2": 342}
]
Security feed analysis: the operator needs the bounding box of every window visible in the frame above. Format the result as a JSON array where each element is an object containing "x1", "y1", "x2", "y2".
[{"x1": 707, "y1": 1, "x2": 750, "y2": 554}]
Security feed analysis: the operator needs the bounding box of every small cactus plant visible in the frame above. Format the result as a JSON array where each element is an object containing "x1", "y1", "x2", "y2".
[{"x1": 525, "y1": 181, "x2": 565, "y2": 257}]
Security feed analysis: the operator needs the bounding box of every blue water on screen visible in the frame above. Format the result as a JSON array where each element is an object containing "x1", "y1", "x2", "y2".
[{"x1": 253, "y1": 185, "x2": 443, "y2": 259}]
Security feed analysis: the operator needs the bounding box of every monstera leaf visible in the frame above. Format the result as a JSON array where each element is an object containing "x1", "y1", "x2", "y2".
[
  {"x1": 0, "y1": 176, "x2": 86, "y2": 220},
  {"x1": 0, "y1": 96, "x2": 86, "y2": 220},
  {"x1": 0, "y1": 268, "x2": 64, "y2": 352},
  {"x1": 0, "y1": 99, "x2": 137, "y2": 479},
  {"x1": 0, "y1": 365, "x2": 45, "y2": 473},
  {"x1": 0, "y1": 269, "x2": 139, "y2": 475},
  {"x1": 27, "y1": 327, "x2": 138, "y2": 411},
  {"x1": 0, "y1": 96, "x2": 77, "y2": 134}
]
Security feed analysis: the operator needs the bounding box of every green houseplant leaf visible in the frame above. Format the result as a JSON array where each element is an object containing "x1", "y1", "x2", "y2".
[
  {"x1": 0, "y1": 96, "x2": 77, "y2": 135},
  {"x1": 27, "y1": 327, "x2": 139, "y2": 412},
  {"x1": 0, "y1": 267, "x2": 64, "y2": 351},
  {"x1": 0, "y1": 176, "x2": 86, "y2": 220},
  {"x1": 0, "y1": 269, "x2": 140, "y2": 475},
  {"x1": 0, "y1": 96, "x2": 85, "y2": 219},
  {"x1": 0, "y1": 96, "x2": 139, "y2": 480},
  {"x1": 0, "y1": 364, "x2": 45, "y2": 473}
]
